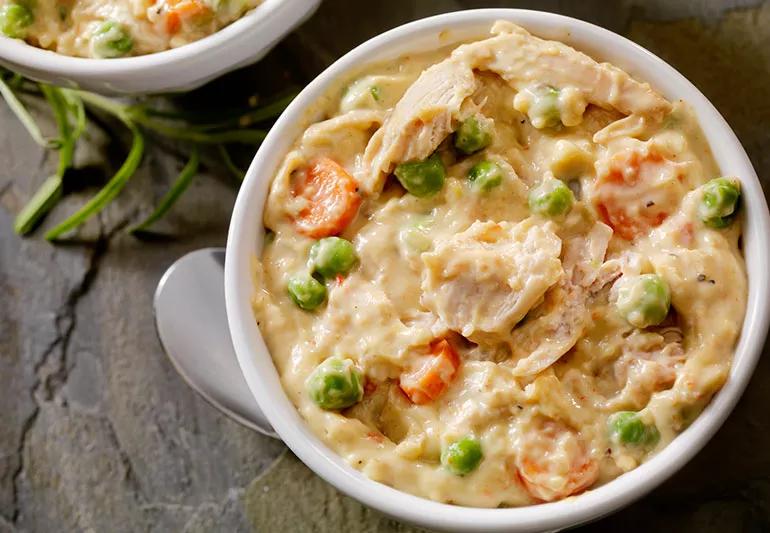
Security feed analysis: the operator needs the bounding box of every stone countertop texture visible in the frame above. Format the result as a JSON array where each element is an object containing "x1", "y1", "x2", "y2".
[{"x1": 1, "y1": 1, "x2": 769, "y2": 531}]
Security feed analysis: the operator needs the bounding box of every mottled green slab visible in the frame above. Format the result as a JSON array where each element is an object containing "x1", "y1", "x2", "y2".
[{"x1": 243, "y1": 451, "x2": 429, "y2": 533}]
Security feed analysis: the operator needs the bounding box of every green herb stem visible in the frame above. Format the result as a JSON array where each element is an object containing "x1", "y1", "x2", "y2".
[
  {"x1": 41, "y1": 85, "x2": 76, "y2": 175},
  {"x1": 237, "y1": 92, "x2": 295, "y2": 124},
  {"x1": 0, "y1": 77, "x2": 59, "y2": 148},
  {"x1": 77, "y1": 92, "x2": 267, "y2": 144},
  {"x1": 3, "y1": 71, "x2": 284, "y2": 242},
  {"x1": 129, "y1": 146, "x2": 200, "y2": 234},
  {"x1": 62, "y1": 89, "x2": 86, "y2": 140},
  {"x1": 130, "y1": 115, "x2": 267, "y2": 144},
  {"x1": 218, "y1": 145, "x2": 245, "y2": 182},
  {"x1": 45, "y1": 122, "x2": 145, "y2": 240},
  {"x1": 13, "y1": 85, "x2": 83, "y2": 235},
  {"x1": 133, "y1": 91, "x2": 295, "y2": 129},
  {"x1": 13, "y1": 175, "x2": 63, "y2": 235},
  {"x1": 76, "y1": 90, "x2": 131, "y2": 120},
  {"x1": 196, "y1": 92, "x2": 296, "y2": 129}
]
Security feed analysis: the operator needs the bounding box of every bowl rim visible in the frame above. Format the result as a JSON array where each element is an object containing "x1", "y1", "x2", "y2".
[
  {"x1": 225, "y1": 8, "x2": 770, "y2": 532},
  {"x1": 0, "y1": 0, "x2": 304, "y2": 75}
]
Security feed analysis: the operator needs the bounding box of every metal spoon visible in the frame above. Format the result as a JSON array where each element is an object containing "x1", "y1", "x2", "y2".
[{"x1": 153, "y1": 248, "x2": 279, "y2": 439}]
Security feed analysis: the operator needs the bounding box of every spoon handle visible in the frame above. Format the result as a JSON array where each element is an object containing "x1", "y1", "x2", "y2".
[{"x1": 154, "y1": 248, "x2": 279, "y2": 439}]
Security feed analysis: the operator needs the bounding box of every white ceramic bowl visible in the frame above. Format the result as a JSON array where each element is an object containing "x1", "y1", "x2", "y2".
[
  {"x1": 225, "y1": 9, "x2": 770, "y2": 532},
  {"x1": 0, "y1": 0, "x2": 319, "y2": 95}
]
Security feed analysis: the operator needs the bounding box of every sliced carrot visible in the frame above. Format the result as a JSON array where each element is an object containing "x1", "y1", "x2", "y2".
[
  {"x1": 515, "y1": 419, "x2": 598, "y2": 502},
  {"x1": 679, "y1": 221, "x2": 695, "y2": 246},
  {"x1": 165, "y1": 11, "x2": 181, "y2": 34},
  {"x1": 175, "y1": 0, "x2": 210, "y2": 18},
  {"x1": 399, "y1": 339, "x2": 461, "y2": 405},
  {"x1": 366, "y1": 431, "x2": 385, "y2": 444},
  {"x1": 593, "y1": 148, "x2": 682, "y2": 240},
  {"x1": 165, "y1": 0, "x2": 211, "y2": 34},
  {"x1": 292, "y1": 157, "x2": 362, "y2": 238}
]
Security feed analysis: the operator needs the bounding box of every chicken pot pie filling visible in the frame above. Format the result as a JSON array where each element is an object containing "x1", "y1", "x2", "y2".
[
  {"x1": 0, "y1": 0, "x2": 260, "y2": 58},
  {"x1": 253, "y1": 22, "x2": 746, "y2": 507}
]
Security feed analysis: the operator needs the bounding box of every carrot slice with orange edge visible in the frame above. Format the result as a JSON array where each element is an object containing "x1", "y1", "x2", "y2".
[
  {"x1": 399, "y1": 339, "x2": 461, "y2": 405},
  {"x1": 165, "y1": 11, "x2": 181, "y2": 34},
  {"x1": 292, "y1": 157, "x2": 362, "y2": 238},
  {"x1": 165, "y1": 0, "x2": 211, "y2": 34},
  {"x1": 593, "y1": 149, "x2": 681, "y2": 240},
  {"x1": 515, "y1": 418, "x2": 599, "y2": 502}
]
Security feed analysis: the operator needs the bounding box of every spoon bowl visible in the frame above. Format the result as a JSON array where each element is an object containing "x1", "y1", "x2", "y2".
[{"x1": 153, "y1": 247, "x2": 278, "y2": 438}]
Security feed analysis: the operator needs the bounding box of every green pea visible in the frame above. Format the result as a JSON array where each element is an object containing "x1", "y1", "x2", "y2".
[
  {"x1": 467, "y1": 160, "x2": 504, "y2": 192},
  {"x1": 0, "y1": 3, "x2": 34, "y2": 39},
  {"x1": 306, "y1": 357, "x2": 364, "y2": 410},
  {"x1": 615, "y1": 273, "x2": 670, "y2": 328},
  {"x1": 399, "y1": 218, "x2": 432, "y2": 253},
  {"x1": 394, "y1": 153, "x2": 445, "y2": 197},
  {"x1": 608, "y1": 411, "x2": 660, "y2": 447},
  {"x1": 287, "y1": 273, "x2": 326, "y2": 311},
  {"x1": 454, "y1": 116, "x2": 493, "y2": 155},
  {"x1": 520, "y1": 86, "x2": 561, "y2": 129},
  {"x1": 90, "y1": 20, "x2": 133, "y2": 59},
  {"x1": 528, "y1": 177, "x2": 574, "y2": 217},
  {"x1": 441, "y1": 436, "x2": 483, "y2": 476},
  {"x1": 698, "y1": 177, "x2": 740, "y2": 228},
  {"x1": 309, "y1": 237, "x2": 357, "y2": 279}
]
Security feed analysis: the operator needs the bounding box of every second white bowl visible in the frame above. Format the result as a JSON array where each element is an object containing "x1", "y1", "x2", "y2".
[{"x1": 0, "y1": 0, "x2": 320, "y2": 95}]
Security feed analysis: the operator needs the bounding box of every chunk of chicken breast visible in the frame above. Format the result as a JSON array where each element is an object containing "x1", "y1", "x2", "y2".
[
  {"x1": 360, "y1": 60, "x2": 478, "y2": 193},
  {"x1": 360, "y1": 22, "x2": 671, "y2": 195},
  {"x1": 421, "y1": 219, "x2": 563, "y2": 344},
  {"x1": 507, "y1": 222, "x2": 613, "y2": 376},
  {"x1": 462, "y1": 22, "x2": 671, "y2": 120}
]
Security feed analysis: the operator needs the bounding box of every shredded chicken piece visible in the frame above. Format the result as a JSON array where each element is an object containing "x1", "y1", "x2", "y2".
[
  {"x1": 507, "y1": 281, "x2": 588, "y2": 376},
  {"x1": 301, "y1": 109, "x2": 385, "y2": 148},
  {"x1": 563, "y1": 221, "x2": 614, "y2": 287},
  {"x1": 360, "y1": 61, "x2": 478, "y2": 193},
  {"x1": 507, "y1": 222, "x2": 613, "y2": 375},
  {"x1": 595, "y1": 323, "x2": 686, "y2": 409},
  {"x1": 470, "y1": 22, "x2": 671, "y2": 119},
  {"x1": 421, "y1": 219, "x2": 563, "y2": 344},
  {"x1": 361, "y1": 23, "x2": 670, "y2": 196}
]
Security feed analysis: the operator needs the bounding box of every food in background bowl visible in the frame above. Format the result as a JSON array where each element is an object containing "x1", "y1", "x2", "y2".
[
  {"x1": 0, "y1": 0, "x2": 260, "y2": 58},
  {"x1": 252, "y1": 21, "x2": 746, "y2": 507}
]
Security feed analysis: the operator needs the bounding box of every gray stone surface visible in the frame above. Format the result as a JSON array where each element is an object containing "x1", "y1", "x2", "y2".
[{"x1": 1, "y1": 1, "x2": 769, "y2": 532}]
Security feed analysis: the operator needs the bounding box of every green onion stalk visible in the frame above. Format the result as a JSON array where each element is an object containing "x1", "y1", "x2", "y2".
[{"x1": 0, "y1": 69, "x2": 294, "y2": 240}]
